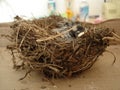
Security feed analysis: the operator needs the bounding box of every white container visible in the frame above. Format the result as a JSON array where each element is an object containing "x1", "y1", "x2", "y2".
[
  {"x1": 48, "y1": 0, "x2": 56, "y2": 15},
  {"x1": 79, "y1": 0, "x2": 89, "y2": 22},
  {"x1": 113, "y1": 0, "x2": 120, "y2": 17},
  {"x1": 110, "y1": 0, "x2": 120, "y2": 17},
  {"x1": 117, "y1": 2, "x2": 120, "y2": 17},
  {"x1": 102, "y1": 2, "x2": 117, "y2": 19}
]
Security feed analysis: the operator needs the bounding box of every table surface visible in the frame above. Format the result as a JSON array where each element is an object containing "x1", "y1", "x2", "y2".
[{"x1": 0, "y1": 23, "x2": 120, "y2": 90}]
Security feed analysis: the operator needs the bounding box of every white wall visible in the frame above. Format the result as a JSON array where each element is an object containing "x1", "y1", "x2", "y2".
[
  {"x1": 0, "y1": 0, "x2": 48, "y2": 22},
  {"x1": 56, "y1": 0, "x2": 66, "y2": 14},
  {"x1": 0, "y1": 0, "x2": 104, "y2": 23},
  {"x1": 88, "y1": 0, "x2": 104, "y2": 16}
]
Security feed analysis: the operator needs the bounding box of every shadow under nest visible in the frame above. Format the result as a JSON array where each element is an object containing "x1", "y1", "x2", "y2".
[{"x1": 7, "y1": 15, "x2": 115, "y2": 79}]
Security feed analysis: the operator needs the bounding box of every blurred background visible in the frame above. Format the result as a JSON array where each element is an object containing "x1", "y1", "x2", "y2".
[{"x1": 0, "y1": 0, "x2": 120, "y2": 23}]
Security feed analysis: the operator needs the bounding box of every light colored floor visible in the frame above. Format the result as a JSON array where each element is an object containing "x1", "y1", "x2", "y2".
[
  {"x1": 0, "y1": 45, "x2": 120, "y2": 90},
  {"x1": 0, "y1": 23, "x2": 120, "y2": 90}
]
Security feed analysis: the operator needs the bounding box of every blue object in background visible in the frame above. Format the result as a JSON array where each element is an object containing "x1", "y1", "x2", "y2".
[
  {"x1": 79, "y1": 0, "x2": 89, "y2": 22},
  {"x1": 48, "y1": 0, "x2": 56, "y2": 15}
]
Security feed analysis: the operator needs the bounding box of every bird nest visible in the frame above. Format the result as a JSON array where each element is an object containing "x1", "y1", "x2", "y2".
[{"x1": 7, "y1": 15, "x2": 118, "y2": 79}]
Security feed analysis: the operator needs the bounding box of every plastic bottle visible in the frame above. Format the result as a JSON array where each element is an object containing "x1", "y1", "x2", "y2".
[
  {"x1": 102, "y1": 0, "x2": 117, "y2": 19},
  {"x1": 65, "y1": 0, "x2": 73, "y2": 19},
  {"x1": 48, "y1": 0, "x2": 56, "y2": 15},
  {"x1": 79, "y1": 0, "x2": 89, "y2": 22},
  {"x1": 66, "y1": 8, "x2": 73, "y2": 19}
]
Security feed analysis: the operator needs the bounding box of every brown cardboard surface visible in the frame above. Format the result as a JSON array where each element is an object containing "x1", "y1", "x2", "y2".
[{"x1": 0, "y1": 23, "x2": 120, "y2": 90}]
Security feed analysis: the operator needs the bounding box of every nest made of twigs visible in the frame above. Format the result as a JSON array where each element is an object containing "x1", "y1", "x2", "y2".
[{"x1": 7, "y1": 15, "x2": 119, "y2": 79}]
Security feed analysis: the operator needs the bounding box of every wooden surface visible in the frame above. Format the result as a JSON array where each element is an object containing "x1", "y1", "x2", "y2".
[
  {"x1": 0, "y1": 22, "x2": 120, "y2": 90},
  {"x1": 95, "y1": 19, "x2": 120, "y2": 36}
]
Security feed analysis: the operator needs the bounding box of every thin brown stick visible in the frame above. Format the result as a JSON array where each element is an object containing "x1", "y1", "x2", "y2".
[
  {"x1": 103, "y1": 36, "x2": 120, "y2": 44},
  {"x1": 19, "y1": 70, "x2": 32, "y2": 80},
  {"x1": 102, "y1": 37, "x2": 115, "y2": 41},
  {"x1": 36, "y1": 25, "x2": 77, "y2": 42},
  {"x1": 112, "y1": 32, "x2": 120, "y2": 39},
  {"x1": 84, "y1": 42, "x2": 92, "y2": 57},
  {"x1": 16, "y1": 28, "x2": 20, "y2": 47},
  {"x1": 105, "y1": 50, "x2": 116, "y2": 65},
  {"x1": 19, "y1": 28, "x2": 31, "y2": 49}
]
